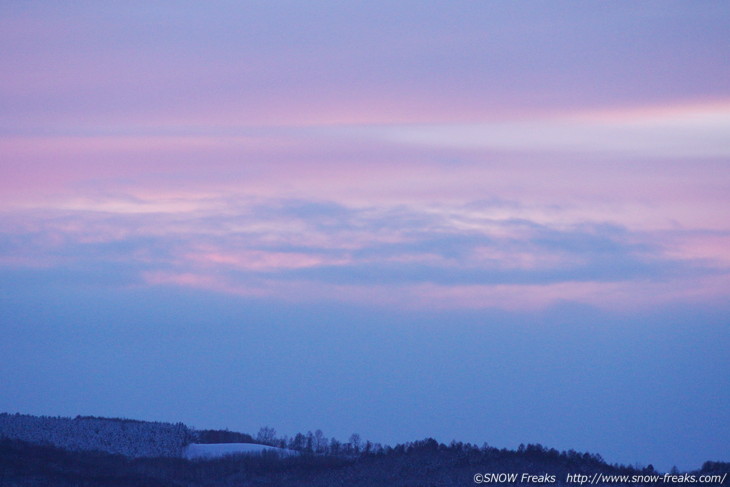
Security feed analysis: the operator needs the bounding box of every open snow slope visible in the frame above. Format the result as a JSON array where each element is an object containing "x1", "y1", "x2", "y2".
[{"x1": 183, "y1": 443, "x2": 298, "y2": 460}]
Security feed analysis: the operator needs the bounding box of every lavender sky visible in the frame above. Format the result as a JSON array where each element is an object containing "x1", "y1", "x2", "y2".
[{"x1": 1, "y1": 1, "x2": 729, "y2": 471}]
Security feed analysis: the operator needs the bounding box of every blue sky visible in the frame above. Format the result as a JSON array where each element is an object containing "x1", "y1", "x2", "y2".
[{"x1": 1, "y1": 1, "x2": 729, "y2": 471}]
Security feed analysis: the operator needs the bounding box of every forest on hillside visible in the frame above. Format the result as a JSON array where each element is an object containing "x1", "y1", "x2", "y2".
[{"x1": 1, "y1": 413, "x2": 728, "y2": 487}]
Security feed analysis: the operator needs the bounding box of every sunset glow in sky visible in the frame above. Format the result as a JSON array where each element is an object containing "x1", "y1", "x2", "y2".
[{"x1": 1, "y1": 1, "x2": 729, "y2": 472}]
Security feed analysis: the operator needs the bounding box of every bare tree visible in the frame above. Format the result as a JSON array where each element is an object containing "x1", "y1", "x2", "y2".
[{"x1": 256, "y1": 426, "x2": 277, "y2": 446}]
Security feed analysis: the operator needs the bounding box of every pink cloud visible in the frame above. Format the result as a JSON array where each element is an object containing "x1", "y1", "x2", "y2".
[
  {"x1": 3, "y1": 97, "x2": 728, "y2": 239},
  {"x1": 139, "y1": 268, "x2": 730, "y2": 313},
  {"x1": 657, "y1": 232, "x2": 730, "y2": 267},
  {"x1": 396, "y1": 274, "x2": 730, "y2": 311},
  {"x1": 184, "y1": 249, "x2": 350, "y2": 272}
]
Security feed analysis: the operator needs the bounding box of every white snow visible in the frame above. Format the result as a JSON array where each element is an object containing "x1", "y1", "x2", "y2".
[{"x1": 183, "y1": 443, "x2": 298, "y2": 460}]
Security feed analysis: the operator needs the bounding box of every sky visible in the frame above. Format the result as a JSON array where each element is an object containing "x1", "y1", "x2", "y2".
[{"x1": 1, "y1": 0, "x2": 729, "y2": 472}]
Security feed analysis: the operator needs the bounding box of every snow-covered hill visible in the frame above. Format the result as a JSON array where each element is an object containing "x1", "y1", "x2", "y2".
[{"x1": 183, "y1": 442, "x2": 299, "y2": 459}]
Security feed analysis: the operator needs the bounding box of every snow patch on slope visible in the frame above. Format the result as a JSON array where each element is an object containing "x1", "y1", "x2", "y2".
[{"x1": 183, "y1": 443, "x2": 298, "y2": 460}]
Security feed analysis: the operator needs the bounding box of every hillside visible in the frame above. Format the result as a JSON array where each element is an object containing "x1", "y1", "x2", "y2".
[
  {"x1": 0, "y1": 413, "x2": 727, "y2": 487},
  {"x1": 0, "y1": 413, "x2": 191, "y2": 458}
]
